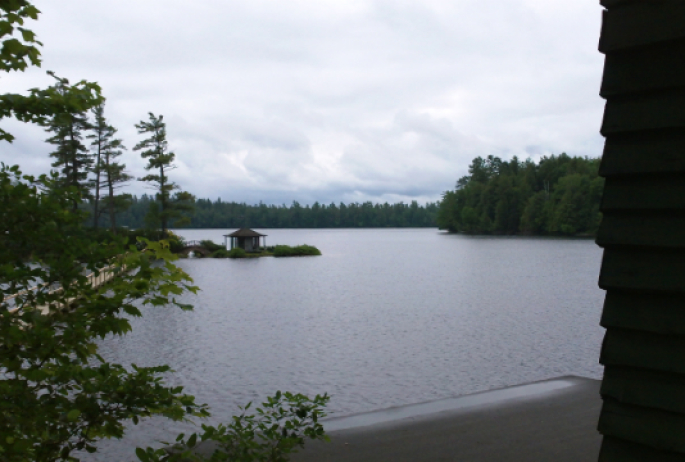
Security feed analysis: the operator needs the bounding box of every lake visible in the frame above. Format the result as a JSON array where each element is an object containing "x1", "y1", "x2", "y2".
[{"x1": 90, "y1": 228, "x2": 606, "y2": 460}]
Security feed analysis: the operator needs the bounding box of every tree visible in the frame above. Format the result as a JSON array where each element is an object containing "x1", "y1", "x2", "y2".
[
  {"x1": 438, "y1": 154, "x2": 602, "y2": 236},
  {"x1": 0, "y1": 165, "x2": 208, "y2": 461},
  {"x1": 43, "y1": 72, "x2": 93, "y2": 210},
  {"x1": 88, "y1": 103, "x2": 131, "y2": 231},
  {"x1": 134, "y1": 113, "x2": 194, "y2": 234},
  {"x1": 0, "y1": 4, "x2": 327, "y2": 461},
  {"x1": 0, "y1": 2, "x2": 102, "y2": 143}
]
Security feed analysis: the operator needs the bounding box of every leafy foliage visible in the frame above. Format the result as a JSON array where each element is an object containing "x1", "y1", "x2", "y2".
[
  {"x1": 210, "y1": 249, "x2": 231, "y2": 258},
  {"x1": 0, "y1": 0, "x2": 40, "y2": 71},
  {"x1": 437, "y1": 154, "x2": 603, "y2": 236},
  {"x1": 0, "y1": 165, "x2": 204, "y2": 461},
  {"x1": 228, "y1": 247, "x2": 247, "y2": 259},
  {"x1": 135, "y1": 392, "x2": 330, "y2": 462},
  {"x1": 0, "y1": 4, "x2": 328, "y2": 461},
  {"x1": 199, "y1": 240, "x2": 224, "y2": 253},
  {"x1": 273, "y1": 245, "x2": 321, "y2": 257}
]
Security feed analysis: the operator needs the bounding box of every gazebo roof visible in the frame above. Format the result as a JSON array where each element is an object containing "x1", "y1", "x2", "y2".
[{"x1": 223, "y1": 228, "x2": 267, "y2": 238}]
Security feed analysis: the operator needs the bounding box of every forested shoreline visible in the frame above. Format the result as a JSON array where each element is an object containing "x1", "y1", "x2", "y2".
[
  {"x1": 437, "y1": 154, "x2": 603, "y2": 236},
  {"x1": 115, "y1": 196, "x2": 439, "y2": 229}
]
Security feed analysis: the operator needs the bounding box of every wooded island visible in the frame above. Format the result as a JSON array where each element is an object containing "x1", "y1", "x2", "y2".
[{"x1": 437, "y1": 154, "x2": 603, "y2": 236}]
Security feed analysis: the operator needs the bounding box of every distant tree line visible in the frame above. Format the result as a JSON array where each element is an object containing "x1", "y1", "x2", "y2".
[
  {"x1": 437, "y1": 153, "x2": 604, "y2": 236},
  {"x1": 115, "y1": 196, "x2": 439, "y2": 228}
]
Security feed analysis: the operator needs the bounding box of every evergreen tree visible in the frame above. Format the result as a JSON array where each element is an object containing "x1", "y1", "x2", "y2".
[
  {"x1": 88, "y1": 104, "x2": 132, "y2": 232},
  {"x1": 437, "y1": 154, "x2": 603, "y2": 236},
  {"x1": 87, "y1": 103, "x2": 119, "y2": 227},
  {"x1": 43, "y1": 72, "x2": 92, "y2": 210},
  {"x1": 134, "y1": 112, "x2": 193, "y2": 234}
]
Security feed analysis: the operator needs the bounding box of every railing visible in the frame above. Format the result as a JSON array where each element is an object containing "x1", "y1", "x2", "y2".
[{"x1": 3, "y1": 260, "x2": 124, "y2": 316}]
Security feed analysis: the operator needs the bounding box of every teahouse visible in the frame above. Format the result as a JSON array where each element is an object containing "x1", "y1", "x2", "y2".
[{"x1": 223, "y1": 228, "x2": 267, "y2": 252}]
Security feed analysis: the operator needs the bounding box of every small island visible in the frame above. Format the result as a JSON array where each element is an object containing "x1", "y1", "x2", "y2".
[{"x1": 179, "y1": 228, "x2": 321, "y2": 259}]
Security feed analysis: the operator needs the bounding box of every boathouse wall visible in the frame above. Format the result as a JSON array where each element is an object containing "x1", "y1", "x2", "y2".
[{"x1": 596, "y1": 1, "x2": 685, "y2": 459}]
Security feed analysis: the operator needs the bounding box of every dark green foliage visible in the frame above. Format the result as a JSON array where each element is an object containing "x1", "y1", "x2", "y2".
[
  {"x1": 134, "y1": 113, "x2": 194, "y2": 234},
  {"x1": 0, "y1": 72, "x2": 102, "y2": 143},
  {"x1": 0, "y1": 165, "x2": 205, "y2": 461},
  {"x1": 115, "y1": 197, "x2": 439, "y2": 229},
  {"x1": 210, "y1": 249, "x2": 231, "y2": 258},
  {"x1": 0, "y1": 3, "x2": 102, "y2": 144},
  {"x1": 273, "y1": 245, "x2": 321, "y2": 257},
  {"x1": 0, "y1": 0, "x2": 41, "y2": 74},
  {"x1": 1, "y1": 5, "x2": 328, "y2": 460},
  {"x1": 437, "y1": 154, "x2": 604, "y2": 236},
  {"x1": 43, "y1": 72, "x2": 93, "y2": 209},
  {"x1": 136, "y1": 392, "x2": 329, "y2": 462},
  {"x1": 228, "y1": 247, "x2": 247, "y2": 258},
  {"x1": 88, "y1": 103, "x2": 131, "y2": 232},
  {"x1": 200, "y1": 240, "x2": 224, "y2": 253}
]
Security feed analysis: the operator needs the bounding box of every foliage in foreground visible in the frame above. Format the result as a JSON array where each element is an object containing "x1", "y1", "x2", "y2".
[
  {"x1": 1, "y1": 5, "x2": 328, "y2": 460},
  {"x1": 136, "y1": 391, "x2": 330, "y2": 462},
  {"x1": 0, "y1": 165, "x2": 204, "y2": 460},
  {"x1": 1, "y1": 167, "x2": 330, "y2": 462},
  {"x1": 437, "y1": 154, "x2": 604, "y2": 236}
]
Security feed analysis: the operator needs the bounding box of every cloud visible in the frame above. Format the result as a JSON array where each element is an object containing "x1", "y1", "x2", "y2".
[{"x1": 0, "y1": 0, "x2": 605, "y2": 205}]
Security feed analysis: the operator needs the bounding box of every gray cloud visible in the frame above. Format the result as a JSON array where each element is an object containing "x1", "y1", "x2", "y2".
[{"x1": 0, "y1": 0, "x2": 605, "y2": 204}]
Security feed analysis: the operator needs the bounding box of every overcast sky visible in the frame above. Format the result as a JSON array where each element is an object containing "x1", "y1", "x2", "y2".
[{"x1": 1, "y1": 1, "x2": 605, "y2": 205}]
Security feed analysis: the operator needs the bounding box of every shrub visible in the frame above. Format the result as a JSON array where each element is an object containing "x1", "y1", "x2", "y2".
[
  {"x1": 211, "y1": 249, "x2": 231, "y2": 258},
  {"x1": 273, "y1": 244, "x2": 321, "y2": 257},
  {"x1": 228, "y1": 247, "x2": 247, "y2": 258},
  {"x1": 137, "y1": 392, "x2": 329, "y2": 462},
  {"x1": 273, "y1": 245, "x2": 293, "y2": 257},
  {"x1": 119, "y1": 229, "x2": 185, "y2": 253},
  {"x1": 293, "y1": 245, "x2": 322, "y2": 256},
  {"x1": 200, "y1": 240, "x2": 224, "y2": 252}
]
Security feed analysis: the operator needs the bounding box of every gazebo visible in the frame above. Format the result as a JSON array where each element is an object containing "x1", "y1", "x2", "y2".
[{"x1": 223, "y1": 228, "x2": 267, "y2": 252}]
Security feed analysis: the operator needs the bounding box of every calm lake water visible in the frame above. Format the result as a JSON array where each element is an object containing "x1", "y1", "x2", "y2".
[{"x1": 90, "y1": 228, "x2": 605, "y2": 460}]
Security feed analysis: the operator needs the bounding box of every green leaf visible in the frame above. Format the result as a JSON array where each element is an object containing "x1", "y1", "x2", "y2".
[
  {"x1": 135, "y1": 447, "x2": 150, "y2": 462},
  {"x1": 66, "y1": 409, "x2": 81, "y2": 421}
]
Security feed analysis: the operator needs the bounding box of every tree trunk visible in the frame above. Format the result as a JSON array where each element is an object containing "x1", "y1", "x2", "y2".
[
  {"x1": 93, "y1": 136, "x2": 101, "y2": 229},
  {"x1": 69, "y1": 119, "x2": 79, "y2": 212}
]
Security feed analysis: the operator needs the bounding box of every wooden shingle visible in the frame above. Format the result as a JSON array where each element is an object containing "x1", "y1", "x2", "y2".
[
  {"x1": 596, "y1": 0, "x2": 685, "y2": 458},
  {"x1": 599, "y1": 2, "x2": 685, "y2": 53},
  {"x1": 600, "y1": 131, "x2": 685, "y2": 176}
]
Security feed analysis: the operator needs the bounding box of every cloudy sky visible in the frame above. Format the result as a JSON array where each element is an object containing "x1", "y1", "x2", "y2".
[{"x1": 2, "y1": 1, "x2": 605, "y2": 205}]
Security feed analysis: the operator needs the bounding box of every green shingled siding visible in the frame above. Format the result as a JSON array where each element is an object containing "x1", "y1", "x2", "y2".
[{"x1": 597, "y1": 0, "x2": 685, "y2": 459}]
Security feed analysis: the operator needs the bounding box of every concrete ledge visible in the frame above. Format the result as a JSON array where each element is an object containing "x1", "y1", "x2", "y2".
[{"x1": 291, "y1": 376, "x2": 601, "y2": 462}]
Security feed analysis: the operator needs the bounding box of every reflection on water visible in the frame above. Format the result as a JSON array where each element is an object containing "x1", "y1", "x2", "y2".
[{"x1": 89, "y1": 229, "x2": 605, "y2": 460}]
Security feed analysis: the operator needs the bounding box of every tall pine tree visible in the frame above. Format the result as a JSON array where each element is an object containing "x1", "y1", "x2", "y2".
[
  {"x1": 88, "y1": 103, "x2": 131, "y2": 232},
  {"x1": 43, "y1": 72, "x2": 92, "y2": 210},
  {"x1": 134, "y1": 112, "x2": 193, "y2": 234}
]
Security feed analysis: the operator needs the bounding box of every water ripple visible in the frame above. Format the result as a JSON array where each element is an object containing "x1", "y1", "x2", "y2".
[{"x1": 87, "y1": 229, "x2": 605, "y2": 461}]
